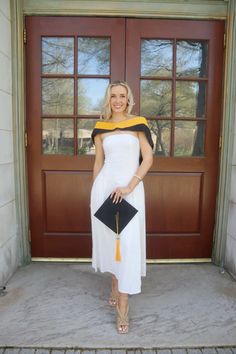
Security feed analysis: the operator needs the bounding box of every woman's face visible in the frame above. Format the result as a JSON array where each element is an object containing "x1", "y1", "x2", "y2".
[{"x1": 110, "y1": 85, "x2": 128, "y2": 114}]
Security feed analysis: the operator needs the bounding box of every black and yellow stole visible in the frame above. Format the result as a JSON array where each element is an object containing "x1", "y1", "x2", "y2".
[{"x1": 91, "y1": 116, "x2": 154, "y2": 150}]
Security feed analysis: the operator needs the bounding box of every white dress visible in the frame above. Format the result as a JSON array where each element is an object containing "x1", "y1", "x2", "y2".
[{"x1": 90, "y1": 133, "x2": 146, "y2": 295}]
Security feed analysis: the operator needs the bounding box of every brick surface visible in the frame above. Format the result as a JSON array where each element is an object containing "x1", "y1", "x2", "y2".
[
  {"x1": 216, "y1": 350, "x2": 233, "y2": 354},
  {"x1": 111, "y1": 351, "x2": 126, "y2": 354},
  {"x1": 51, "y1": 351, "x2": 65, "y2": 354},
  {"x1": 202, "y1": 349, "x2": 217, "y2": 354},
  {"x1": 187, "y1": 350, "x2": 202, "y2": 354},
  {"x1": 231, "y1": 349, "x2": 236, "y2": 354},
  {"x1": 4, "y1": 350, "x2": 21, "y2": 354},
  {"x1": 156, "y1": 350, "x2": 171, "y2": 354},
  {"x1": 96, "y1": 351, "x2": 111, "y2": 354},
  {"x1": 19, "y1": 349, "x2": 35, "y2": 354},
  {"x1": 35, "y1": 350, "x2": 51, "y2": 354},
  {"x1": 172, "y1": 349, "x2": 188, "y2": 354}
]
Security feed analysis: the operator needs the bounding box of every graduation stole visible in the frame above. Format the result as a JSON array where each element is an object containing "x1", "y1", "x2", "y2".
[{"x1": 91, "y1": 116, "x2": 154, "y2": 150}]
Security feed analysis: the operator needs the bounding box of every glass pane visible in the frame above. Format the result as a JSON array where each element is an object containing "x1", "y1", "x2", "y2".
[
  {"x1": 174, "y1": 120, "x2": 205, "y2": 156},
  {"x1": 78, "y1": 37, "x2": 110, "y2": 75},
  {"x1": 42, "y1": 79, "x2": 74, "y2": 115},
  {"x1": 176, "y1": 81, "x2": 206, "y2": 118},
  {"x1": 140, "y1": 80, "x2": 172, "y2": 117},
  {"x1": 77, "y1": 119, "x2": 98, "y2": 155},
  {"x1": 42, "y1": 119, "x2": 74, "y2": 155},
  {"x1": 149, "y1": 119, "x2": 171, "y2": 156},
  {"x1": 176, "y1": 41, "x2": 208, "y2": 77},
  {"x1": 42, "y1": 37, "x2": 74, "y2": 74},
  {"x1": 141, "y1": 39, "x2": 173, "y2": 77},
  {"x1": 78, "y1": 78, "x2": 109, "y2": 115}
]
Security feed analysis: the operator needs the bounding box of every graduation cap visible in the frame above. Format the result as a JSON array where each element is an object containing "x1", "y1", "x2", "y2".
[{"x1": 94, "y1": 195, "x2": 138, "y2": 262}]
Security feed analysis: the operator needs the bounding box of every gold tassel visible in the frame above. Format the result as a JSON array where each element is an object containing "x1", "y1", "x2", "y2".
[{"x1": 115, "y1": 212, "x2": 121, "y2": 262}]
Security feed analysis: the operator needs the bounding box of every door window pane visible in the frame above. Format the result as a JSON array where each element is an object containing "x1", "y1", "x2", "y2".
[
  {"x1": 42, "y1": 119, "x2": 74, "y2": 155},
  {"x1": 78, "y1": 78, "x2": 109, "y2": 115},
  {"x1": 78, "y1": 37, "x2": 110, "y2": 75},
  {"x1": 176, "y1": 81, "x2": 206, "y2": 118},
  {"x1": 42, "y1": 37, "x2": 74, "y2": 74},
  {"x1": 176, "y1": 40, "x2": 208, "y2": 77},
  {"x1": 77, "y1": 119, "x2": 97, "y2": 155},
  {"x1": 42, "y1": 78, "x2": 74, "y2": 115},
  {"x1": 149, "y1": 119, "x2": 171, "y2": 156},
  {"x1": 140, "y1": 80, "x2": 172, "y2": 117},
  {"x1": 174, "y1": 120, "x2": 205, "y2": 156},
  {"x1": 141, "y1": 39, "x2": 173, "y2": 77}
]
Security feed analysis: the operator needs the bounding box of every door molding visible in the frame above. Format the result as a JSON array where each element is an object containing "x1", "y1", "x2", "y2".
[
  {"x1": 11, "y1": 0, "x2": 236, "y2": 264},
  {"x1": 23, "y1": 0, "x2": 227, "y2": 19}
]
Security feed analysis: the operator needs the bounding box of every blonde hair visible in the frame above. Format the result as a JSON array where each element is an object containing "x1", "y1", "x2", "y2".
[{"x1": 101, "y1": 80, "x2": 135, "y2": 120}]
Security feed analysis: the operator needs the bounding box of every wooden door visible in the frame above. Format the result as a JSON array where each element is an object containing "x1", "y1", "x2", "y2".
[
  {"x1": 26, "y1": 17, "x2": 125, "y2": 257},
  {"x1": 26, "y1": 17, "x2": 224, "y2": 259},
  {"x1": 126, "y1": 19, "x2": 224, "y2": 258}
]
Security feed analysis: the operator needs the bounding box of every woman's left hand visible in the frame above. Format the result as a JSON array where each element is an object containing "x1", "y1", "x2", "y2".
[{"x1": 110, "y1": 186, "x2": 131, "y2": 204}]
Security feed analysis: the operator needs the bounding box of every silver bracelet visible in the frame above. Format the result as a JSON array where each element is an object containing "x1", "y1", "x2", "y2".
[{"x1": 134, "y1": 174, "x2": 142, "y2": 181}]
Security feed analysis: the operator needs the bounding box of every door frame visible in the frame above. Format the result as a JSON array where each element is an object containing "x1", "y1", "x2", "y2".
[{"x1": 10, "y1": 0, "x2": 236, "y2": 266}]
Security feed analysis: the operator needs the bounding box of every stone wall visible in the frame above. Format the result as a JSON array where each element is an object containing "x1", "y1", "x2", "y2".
[
  {"x1": 225, "y1": 110, "x2": 236, "y2": 279},
  {"x1": 0, "y1": 0, "x2": 18, "y2": 286}
]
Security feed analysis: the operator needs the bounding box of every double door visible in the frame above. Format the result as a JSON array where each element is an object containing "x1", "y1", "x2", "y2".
[{"x1": 26, "y1": 17, "x2": 224, "y2": 259}]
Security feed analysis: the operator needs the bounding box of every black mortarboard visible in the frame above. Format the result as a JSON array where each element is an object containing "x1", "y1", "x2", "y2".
[
  {"x1": 94, "y1": 195, "x2": 138, "y2": 234},
  {"x1": 94, "y1": 195, "x2": 138, "y2": 261}
]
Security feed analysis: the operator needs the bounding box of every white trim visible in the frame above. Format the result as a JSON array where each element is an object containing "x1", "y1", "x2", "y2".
[{"x1": 23, "y1": 0, "x2": 227, "y2": 18}]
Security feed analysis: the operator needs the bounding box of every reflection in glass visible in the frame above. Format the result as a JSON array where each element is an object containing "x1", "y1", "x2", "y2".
[
  {"x1": 78, "y1": 78, "x2": 109, "y2": 115},
  {"x1": 176, "y1": 41, "x2": 208, "y2": 77},
  {"x1": 77, "y1": 119, "x2": 97, "y2": 155},
  {"x1": 42, "y1": 119, "x2": 74, "y2": 155},
  {"x1": 78, "y1": 37, "x2": 110, "y2": 75},
  {"x1": 176, "y1": 81, "x2": 206, "y2": 118},
  {"x1": 42, "y1": 79, "x2": 74, "y2": 115},
  {"x1": 140, "y1": 80, "x2": 172, "y2": 117},
  {"x1": 42, "y1": 37, "x2": 74, "y2": 74},
  {"x1": 141, "y1": 39, "x2": 173, "y2": 77},
  {"x1": 174, "y1": 120, "x2": 205, "y2": 156},
  {"x1": 149, "y1": 119, "x2": 171, "y2": 156}
]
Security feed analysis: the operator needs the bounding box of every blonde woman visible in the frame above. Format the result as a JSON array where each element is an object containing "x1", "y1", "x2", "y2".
[{"x1": 90, "y1": 81, "x2": 153, "y2": 334}]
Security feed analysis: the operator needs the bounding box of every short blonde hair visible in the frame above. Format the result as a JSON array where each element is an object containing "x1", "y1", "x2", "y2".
[{"x1": 101, "y1": 80, "x2": 135, "y2": 120}]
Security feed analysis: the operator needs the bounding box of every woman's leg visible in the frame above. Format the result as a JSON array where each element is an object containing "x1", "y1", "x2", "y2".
[
  {"x1": 117, "y1": 292, "x2": 129, "y2": 333},
  {"x1": 108, "y1": 274, "x2": 119, "y2": 306}
]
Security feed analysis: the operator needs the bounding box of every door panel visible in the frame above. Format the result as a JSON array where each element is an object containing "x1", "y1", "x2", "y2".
[
  {"x1": 26, "y1": 17, "x2": 224, "y2": 259},
  {"x1": 26, "y1": 17, "x2": 125, "y2": 257},
  {"x1": 126, "y1": 19, "x2": 224, "y2": 258}
]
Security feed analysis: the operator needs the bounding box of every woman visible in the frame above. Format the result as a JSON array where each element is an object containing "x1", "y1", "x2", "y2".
[{"x1": 90, "y1": 81, "x2": 153, "y2": 334}]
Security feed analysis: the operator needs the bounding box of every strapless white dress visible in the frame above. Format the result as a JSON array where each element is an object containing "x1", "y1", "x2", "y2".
[{"x1": 90, "y1": 133, "x2": 146, "y2": 295}]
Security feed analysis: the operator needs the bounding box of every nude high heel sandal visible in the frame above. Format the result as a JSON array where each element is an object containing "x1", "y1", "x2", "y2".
[{"x1": 116, "y1": 304, "x2": 129, "y2": 334}]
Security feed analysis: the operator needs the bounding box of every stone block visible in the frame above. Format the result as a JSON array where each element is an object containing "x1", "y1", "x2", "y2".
[
  {"x1": 172, "y1": 349, "x2": 187, "y2": 354},
  {"x1": 0, "y1": 90, "x2": 12, "y2": 131},
  {"x1": 0, "y1": 130, "x2": 13, "y2": 164},
  {"x1": 201, "y1": 349, "x2": 217, "y2": 354},
  {"x1": 0, "y1": 10, "x2": 11, "y2": 58},
  {"x1": 0, "y1": 163, "x2": 16, "y2": 207},
  {"x1": 0, "y1": 234, "x2": 18, "y2": 286},
  {"x1": 19, "y1": 349, "x2": 36, "y2": 354},
  {"x1": 0, "y1": 0, "x2": 10, "y2": 19},
  {"x1": 0, "y1": 201, "x2": 17, "y2": 248},
  {"x1": 4, "y1": 349, "x2": 21, "y2": 354},
  {"x1": 229, "y1": 166, "x2": 236, "y2": 204},
  {"x1": 0, "y1": 52, "x2": 12, "y2": 94}
]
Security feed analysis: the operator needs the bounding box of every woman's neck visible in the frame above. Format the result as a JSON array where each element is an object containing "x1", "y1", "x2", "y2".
[{"x1": 110, "y1": 112, "x2": 128, "y2": 122}]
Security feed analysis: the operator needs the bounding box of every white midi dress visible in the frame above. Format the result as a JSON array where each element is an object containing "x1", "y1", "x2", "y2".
[{"x1": 90, "y1": 133, "x2": 146, "y2": 295}]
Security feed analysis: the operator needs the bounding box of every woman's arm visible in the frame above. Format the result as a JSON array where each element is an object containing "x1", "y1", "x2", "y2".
[
  {"x1": 111, "y1": 131, "x2": 153, "y2": 203},
  {"x1": 92, "y1": 135, "x2": 105, "y2": 182}
]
